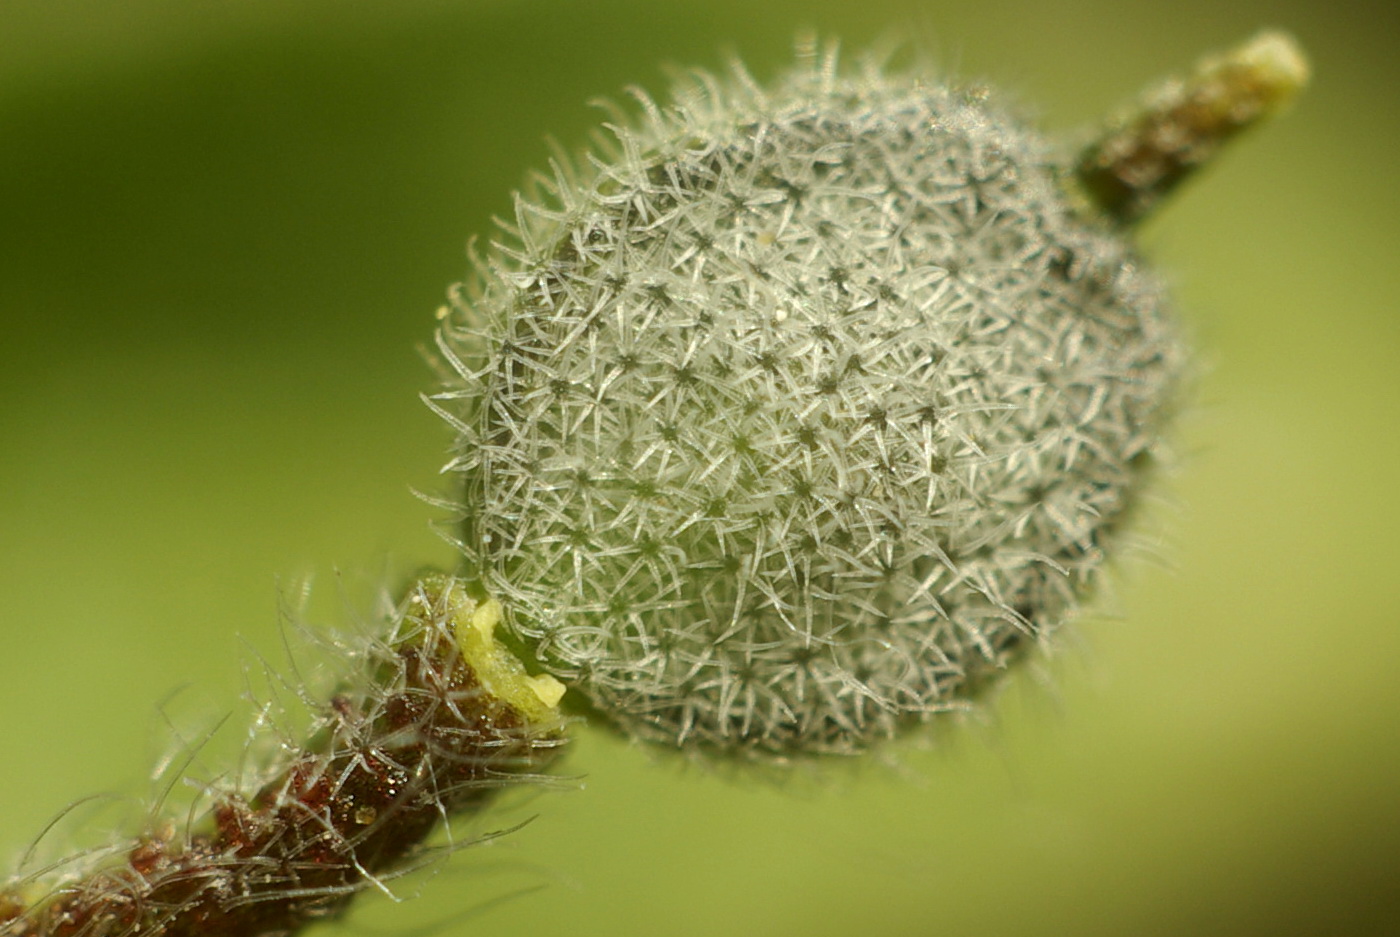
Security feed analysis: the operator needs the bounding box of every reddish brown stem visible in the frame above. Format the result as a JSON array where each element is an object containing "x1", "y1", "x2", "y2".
[{"x1": 1, "y1": 577, "x2": 566, "y2": 937}]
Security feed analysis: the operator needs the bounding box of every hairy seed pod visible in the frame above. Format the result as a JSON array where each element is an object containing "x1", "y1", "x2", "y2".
[{"x1": 436, "y1": 36, "x2": 1305, "y2": 758}]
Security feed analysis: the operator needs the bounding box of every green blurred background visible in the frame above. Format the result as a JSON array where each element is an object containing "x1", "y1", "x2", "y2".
[{"x1": 2, "y1": 1, "x2": 1397, "y2": 934}]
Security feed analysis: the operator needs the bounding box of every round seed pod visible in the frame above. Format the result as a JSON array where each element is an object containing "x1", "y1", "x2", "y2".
[{"x1": 437, "y1": 47, "x2": 1194, "y2": 759}]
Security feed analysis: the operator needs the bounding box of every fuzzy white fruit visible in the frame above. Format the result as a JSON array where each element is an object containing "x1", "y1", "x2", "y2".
[{"x1": 435, "y1": 40, "x2": 1298, "y2": 758}]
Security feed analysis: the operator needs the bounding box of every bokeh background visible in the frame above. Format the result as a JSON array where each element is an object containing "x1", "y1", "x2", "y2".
[{"x1": 2, "y1": 1, "x2": 1397, "y2": 935}]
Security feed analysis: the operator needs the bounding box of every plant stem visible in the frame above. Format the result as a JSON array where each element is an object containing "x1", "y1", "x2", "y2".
[{"x1": 1, "y1": 576, "x2": 567, "y2": 937}]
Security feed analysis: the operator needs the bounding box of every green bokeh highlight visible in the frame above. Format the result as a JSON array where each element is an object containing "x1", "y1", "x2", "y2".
[{"x1": 2, "y1": 2, "x2": 1397, "y2": 935}]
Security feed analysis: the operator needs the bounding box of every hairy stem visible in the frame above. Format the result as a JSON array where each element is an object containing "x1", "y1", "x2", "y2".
[{"x1": 1, "y1": 576, "x2": 567, "y2": 937}]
